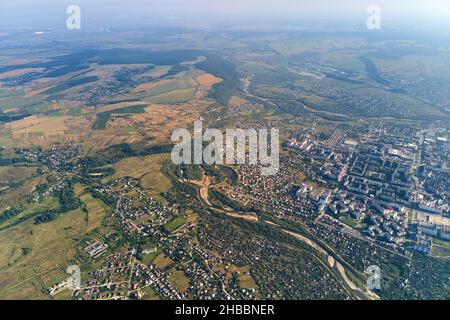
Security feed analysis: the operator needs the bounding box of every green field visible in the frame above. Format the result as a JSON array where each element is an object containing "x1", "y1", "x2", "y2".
[
  {"x1": 0, "y1": 208, "x2": 86, "y2": 299},
  {"x1": 145, "y1": 87, "x2": 197, "y2": 104},
  {"x1": 93, "y1": 104, "x2": 149, "y2": 130},
  {"x1": 164, "y1": 217, "x2": 187, "y2": 233},
  {"x1": 80, "y1": 193, "x2": 109, "y2": 233}
]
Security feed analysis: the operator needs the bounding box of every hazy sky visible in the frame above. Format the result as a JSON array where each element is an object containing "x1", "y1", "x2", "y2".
[{"x1": 1, "y1": 0, "x2": 449, "y2": 28}]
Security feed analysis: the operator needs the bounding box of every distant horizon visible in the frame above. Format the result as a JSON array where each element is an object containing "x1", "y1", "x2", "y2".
[{"x1": 0, "y1": 0, "x2": 449, "y2": 31}]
